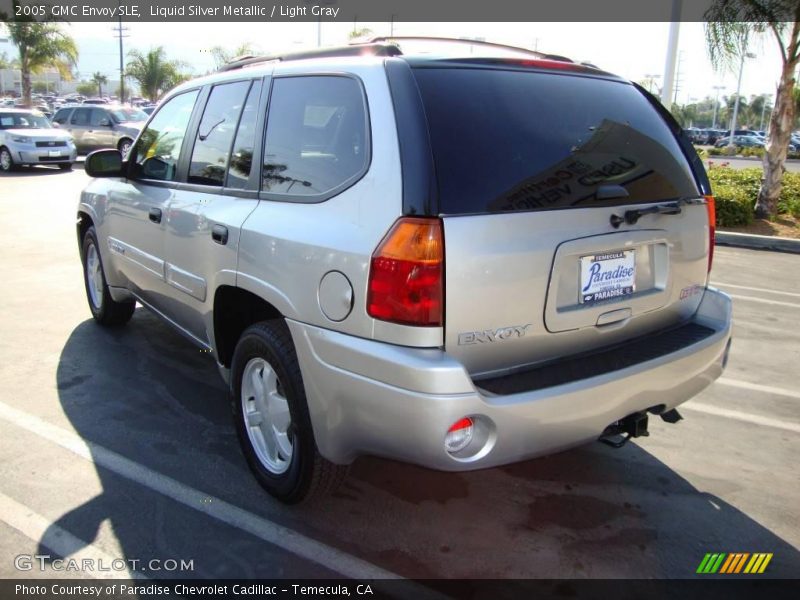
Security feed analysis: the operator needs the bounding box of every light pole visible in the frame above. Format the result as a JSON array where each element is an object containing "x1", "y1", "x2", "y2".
[
  {"x1": 728, "y1": 51, "x2": 756, "y2": 149},
  {"x1": 660, "y1": 0, "x2": 682, "y2": 110},
  {"x1": 711, "y1": 85, "x2": 725, "y2": 129},
  {"x1": 759, "y1": 94, "x2": 772, "y2": 131}
]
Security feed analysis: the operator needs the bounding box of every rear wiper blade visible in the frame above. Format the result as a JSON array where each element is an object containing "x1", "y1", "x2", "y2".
[{"x1": 610, "y1": 202, "x2": 681, "y2": 228}]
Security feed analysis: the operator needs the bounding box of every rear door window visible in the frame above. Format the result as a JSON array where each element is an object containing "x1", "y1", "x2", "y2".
[
  {"x1": 411, "y1": 68, "x2": 699, "y2": 215},
  {"x1": 188, "y1": 80, "x2": 251, "y2": 186},
  {"x1": 261, "y1": 75, "x2": 368, "y2": 199},
  {"x1": 226, "y1": 80, "x2": 263, "y2": 189}
]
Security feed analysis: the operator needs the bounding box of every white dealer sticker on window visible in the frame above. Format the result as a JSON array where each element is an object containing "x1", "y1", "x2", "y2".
[{"x1": 580, "y1": 250, "x2": 635, "y2": 304}]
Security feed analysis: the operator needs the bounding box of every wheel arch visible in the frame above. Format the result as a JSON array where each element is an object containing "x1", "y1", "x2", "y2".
[{"x1": 213, "y1": 285, "x2": 284, "y2": 369}]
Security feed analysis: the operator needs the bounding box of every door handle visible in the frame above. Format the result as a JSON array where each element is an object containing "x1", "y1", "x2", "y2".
[
  {"x1": 148, "y1": 207, "x2": 162, "y2": 223},
  {"x1": 212, "y1": 224, "x2": 229, "y2": 245}
]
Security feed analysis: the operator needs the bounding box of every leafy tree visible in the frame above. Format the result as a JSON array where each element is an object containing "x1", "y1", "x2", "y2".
[
  {"x1": 0, "y1": 51, "x2": 12, "y2": 69},
  {"x1": 4, "y1": 14, "x2": 78, "y2": 107},
  {"x1": 76, "y1": 82, "x2": 96, "y2": 96},
  {"x1": 91, "y1": 71, "x2": 108, "y2": 97},
  {"x1": 210, "y1": 43, "x2": 256, "y2": 70},
  {"x1": 348, "y1": 27, "x2": 373, "y2": 41},
  {"x1": 126, "y1": 47, "x2": 189, "y2": 102},
  {"x1": 32, "y1": 81, "x2": 47, "y2": 93},
  {"x1": 705, "y1": 1, "x2": 800, "y2": 218}
]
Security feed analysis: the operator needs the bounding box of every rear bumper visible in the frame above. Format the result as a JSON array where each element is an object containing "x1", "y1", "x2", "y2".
[{"x1": 289, "y1": 288, "x2": 732, "y2": 470}]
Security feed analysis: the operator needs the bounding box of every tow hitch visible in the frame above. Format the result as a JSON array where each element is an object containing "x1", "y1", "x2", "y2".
[
  {"x1": 599, "y1": 408, "x2": 684, "y2": 448},
  {"x1": 599, "y1": 412, "x2": 650, "y2": 448}
]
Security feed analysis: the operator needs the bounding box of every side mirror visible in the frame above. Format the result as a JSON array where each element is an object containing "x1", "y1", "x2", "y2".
[
  {"x1": 98, "y1": 118, "x2": 111, "y2": 127},
  {"x1": 52, "y1": 122, "x2": 60, "y2": 128},
  {"x1": 85, "y1": 149, "x2": 123, "y2": 178}
]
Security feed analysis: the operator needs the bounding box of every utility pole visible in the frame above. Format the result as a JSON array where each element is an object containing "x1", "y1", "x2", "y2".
[
  {"x1": 660, "y1": 0, "x2": 682, "y2": 110},
  {"x1": 390, "y1": 14, "x2": 395, "y2": 36},
  {"x1": 673, "y1": 51, "x2": 684, "y2": 105},
  {"x1": 113, "y1": 2, "x2": 129, "y2": 104}
]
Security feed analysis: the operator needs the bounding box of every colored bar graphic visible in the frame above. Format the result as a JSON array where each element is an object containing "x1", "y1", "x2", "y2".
[{"x1": 699, "y1": 552, "x2": 773, "y2": 574}]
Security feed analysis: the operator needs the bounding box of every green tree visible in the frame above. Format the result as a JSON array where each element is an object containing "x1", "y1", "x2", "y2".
[
  {"x1": 705, "y1": 1, "x2": 800, "y2": 218},
  {"x1": 32, "y1": 81, "x2": 47, "y2": 93},
  {"x1": 348, "y1": 27, "x2": 373, "y2": 41},
  {"x1": 3, "y1": 4, "x2": 78, "y2": 107},
  {"x1": 91, "y1": 71, "x2": 108, "y2": 97},
  {"x1": 76, "y1": 82, "x2": 96, "y2": 96},
  {"x1": 210, "y1": 43, "x2": 256, "y2": 70},
  {"x1": 126, "y1": 47, "x2": 189, "y2": 102}
]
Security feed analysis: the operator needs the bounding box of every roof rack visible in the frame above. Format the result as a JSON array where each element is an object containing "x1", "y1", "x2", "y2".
[
  {"x1": 218, "y1": 43, "x2": 402, "y2": 72},
  {"x1": 364, "y1": 36, "x2": 563, "y2": 60},
  {"x1": 218, "y1": 36, "x2": 574, "y2": 73}
]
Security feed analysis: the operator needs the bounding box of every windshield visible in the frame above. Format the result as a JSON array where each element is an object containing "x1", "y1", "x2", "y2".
[
  {"x1": 0, "y1": 112, "x2": 52, "y2": 130},
  {"x1": 110, "y1": 108, "x2": 148, "y2": 123}
]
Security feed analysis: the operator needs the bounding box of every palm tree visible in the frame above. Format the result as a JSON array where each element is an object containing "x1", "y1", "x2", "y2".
[
  {"x1": 91, "y1": 71, "x2": 108, "y2": 97},
  {"x1": 126, "y1": 47, "x2": 189, "y2": 102},
  {"x1": 210, "y1": 43, "x2": 256, "y2": 70},
  {"x1": 5, "y1": 19, "x2": 78, "y2": 107},
  {"x1": 705, "y1": 1, "x2": 800, "y2": 218}
]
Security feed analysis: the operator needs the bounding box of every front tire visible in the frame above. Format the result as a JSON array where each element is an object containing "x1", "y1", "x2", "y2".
[
  {"x1": 231, "y1": 320, "x2": 348, "y2": 504},
  {"x1": 0, "y1": 147, "x2": 15, "y2": 172},
  {"x1": 58, "y1": 162, "x2": 73, "y2": 171},
  {"x1": 118, "y1": 138, "x2": 132, "y2": 158},
  {"x1": 81, "y1": 226, "x2": 136, "y2": 326}
]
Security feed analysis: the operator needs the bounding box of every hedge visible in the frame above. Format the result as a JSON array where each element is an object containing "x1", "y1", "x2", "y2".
[{"x1": 706, "y1": 165, "x2": 800, "y2": 226}]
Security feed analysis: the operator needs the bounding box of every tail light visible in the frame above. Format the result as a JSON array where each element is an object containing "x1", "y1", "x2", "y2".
[
  {"x1": 705, "y1": 195, "x2": 715, "y2": 273},
  {"x1": 367, "y1": 217, "x2": 443, "y2": 327}
]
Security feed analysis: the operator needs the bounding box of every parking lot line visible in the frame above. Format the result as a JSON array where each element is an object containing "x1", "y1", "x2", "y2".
[
  {"x1": 684, "y1": 402, "x2": 800, "y2": 434},
  {"x1": 714, "y1": 282, "x2": 800, "y2": 298},
  {"x1": 717, "y1": 377, "x2": 800, "y2": 401},
  {"x1": 0, "y1": 401, "x2": 404, "y2": 583},
  {"x1": 726, "y1": 294, "x2": 800, "y2": 309},
  {"x1": 0, "y1": 491, "x2": 142, "y2": 580}
]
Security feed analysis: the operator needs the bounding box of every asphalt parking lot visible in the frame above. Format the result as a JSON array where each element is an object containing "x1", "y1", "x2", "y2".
[{"x1": 0, "y1": 166, "x2": 798, "y2": 583}]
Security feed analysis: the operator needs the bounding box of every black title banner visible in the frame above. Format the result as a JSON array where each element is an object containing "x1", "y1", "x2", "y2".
[{"x1": 0, "y1": 0, "x2": 788, "y2": 23}]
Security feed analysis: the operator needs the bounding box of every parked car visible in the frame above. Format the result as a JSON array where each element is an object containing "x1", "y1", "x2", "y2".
[
  {"x1": 715, "y1": 135, "x2": 765, "y2": 149},
  {"x1": 77, "y1": 39, "x2": 732, "y2": 503},
  {"x1": 52, "y1": 104, "x2": 147, "y2": 156},
  {"x1": 0, "y1": 108, "x2": 77, "y2": 171}
]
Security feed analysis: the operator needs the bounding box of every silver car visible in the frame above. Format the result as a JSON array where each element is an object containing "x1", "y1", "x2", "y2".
[
  {"x1": 77, "y1": 38, "x2": 732, "y2": 504},
  {"x1": 0, "y1": 108, "x2": 77, "y2": 171},
  {"x1": 52, "y1": 104, "x2": 147, "y2": 156}
]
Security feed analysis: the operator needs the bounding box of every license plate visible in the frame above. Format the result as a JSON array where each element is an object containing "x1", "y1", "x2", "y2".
[
  {"x1": 48, "y1": 150, "x2": 62, "y2": 157},
  {"x1": 579, "y1": 250, "x2": 635, "y2": 304}
]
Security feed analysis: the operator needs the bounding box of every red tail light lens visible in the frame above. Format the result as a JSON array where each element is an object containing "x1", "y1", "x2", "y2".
[
  {"x1": 705, "y1": 195, "x2": 715, "y2": 273},
  {"x1": 367, "y1": 218, "x2": 443, "y2": 327}
]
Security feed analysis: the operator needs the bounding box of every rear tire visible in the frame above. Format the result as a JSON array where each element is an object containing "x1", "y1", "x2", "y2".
[
  {"x1": 81, "y1": 226, "x2": 136, "y2": 326},
  {"x1": 231, "y1": 320, "x2": 348, "y2": 504}
]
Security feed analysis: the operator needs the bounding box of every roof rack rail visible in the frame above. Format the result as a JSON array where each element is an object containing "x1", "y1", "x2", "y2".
[
  {"x1": 218, "y1": 43, "x2": 402, "y2": 72},
  {"x1": 364, "y1": 36, "x2": 562, "y2": 60}
]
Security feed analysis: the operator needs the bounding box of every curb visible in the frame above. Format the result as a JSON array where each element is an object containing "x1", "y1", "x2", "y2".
[{"x1": 716, "y1": 231, "x2": 800, "y2": 254}]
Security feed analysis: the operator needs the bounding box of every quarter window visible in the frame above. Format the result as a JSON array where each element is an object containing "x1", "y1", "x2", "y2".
[
  {"x1": 131, "y1": 90, "x2": 199, "y2": 182},
  {"x1": 188, "y1": 80, "x2": 251, "y2": 186},
  {"x1": 261, "y1": 76, "x2": 368, "y2": 198}
]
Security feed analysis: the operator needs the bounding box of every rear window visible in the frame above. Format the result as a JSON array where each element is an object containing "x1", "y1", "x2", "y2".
[{"x1": 412, "y1": 68, "x2": 699, "y2": 215}]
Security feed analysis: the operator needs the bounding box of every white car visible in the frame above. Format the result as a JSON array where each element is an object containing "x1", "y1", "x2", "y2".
[{"x1": 0, "y1": 108, "x2": 77, "y2": 172}]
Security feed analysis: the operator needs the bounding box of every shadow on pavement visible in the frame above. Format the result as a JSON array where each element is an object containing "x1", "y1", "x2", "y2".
[{"x1": 44, "y1": 311, "x2": 800, "y2": 578}]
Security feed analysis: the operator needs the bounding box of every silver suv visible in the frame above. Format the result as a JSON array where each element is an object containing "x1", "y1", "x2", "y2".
[{"x1": 77, "y1": 39, "x2": 732, "y2": 503}]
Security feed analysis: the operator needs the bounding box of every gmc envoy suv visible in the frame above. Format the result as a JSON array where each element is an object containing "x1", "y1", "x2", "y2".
[{"x1": 77, "y1": 38, "x2": 732, "y2": 503}]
